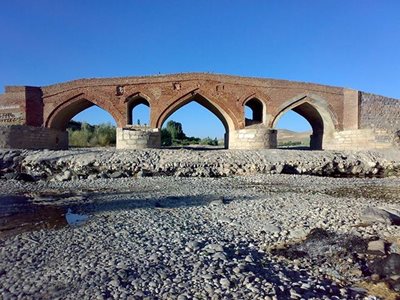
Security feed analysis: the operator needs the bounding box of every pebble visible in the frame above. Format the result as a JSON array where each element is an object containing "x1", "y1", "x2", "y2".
[{"x1": 0, "y1": 150, "x2": 399, "y2": 299}]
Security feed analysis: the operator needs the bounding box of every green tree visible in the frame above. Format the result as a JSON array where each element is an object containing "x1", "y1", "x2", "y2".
[
  {"x1": 161, "y1": 128, "x2": 172, "y2": 146},
  {"x1": 166, "y1": 120, "x2": 186, "y2": 140}
]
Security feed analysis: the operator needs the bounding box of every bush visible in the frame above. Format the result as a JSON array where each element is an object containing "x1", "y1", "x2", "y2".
[
  {"x1": 67, "y1": 121, "x2": 116, "y2": 147},
  {"x1": 279, "y1": 140, "x2": 302, "y2": 147},
  {"x1": 200, "y1": 137, "x2": 218, "y2": 146},
  {"x1": 161, "y1": 120, "x2": 220, "y2": 147}
]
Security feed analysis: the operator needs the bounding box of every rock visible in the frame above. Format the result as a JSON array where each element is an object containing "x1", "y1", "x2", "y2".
[
  {"x1": 218, "y1": 216, "x2": 232, "y2": 223},
  {"x1": 56, "y1": 170, "x2": 72, "y2": 181},
  {"x1": 87, "y1": 174, "x2": 97, "y2": 180},
  {"x1": 3, "y1": 172, "x2": 19, "y2": 180},
  {"x1": 361, "y1": 207, "x2": 400, "y2": 225},
  {"x1": 212, "y1": 252, "x2": 227, "y2": 261},
  {"x1": 186, "y1": 241, "x2": 200, "y2": 250},
  {"x1": 109, "y1": 171, "x2": 124, "y2": 179},
  {"x1": 3, "y1": 172, "x2": 35, "y2": 182},
  {"x1": 370, "y1": 253, "x2": 400, "y2": 278},
  {"x1": 288, "y1": 227, "x2": 309, "y2": 240},
  {"x1": 204, "y1": 243, "x2": 224, "y2": 253},
  {"x1": 109, "y1": 279, "x2": 120, "y2": 287},
  {"x1": 371, "y1": 273, "x2": 380, "y2": 281},
  {"x1": 262, "y1": 223, "x2": 281, "y2": 233},
  {"x1": 209, "y1": 198, "x2": 224, "y2": 206},
  {"x1": 389, "y1": 239, "x2": 400, "y2": 254},
  {"x1": 368, "y1": 240, "x2": 386, "y2": 256},
  {"x1": 219, "y1": 278, "x2": 230, "y2": 288},
  {"x1": 381, "y1": 207, "x2": 400, "y2": 225},
  {"x1": 137, "y1": 169, "x2": 152, "y2": 177},
  {"x1": 275, "y1": 165, "x2": 284, "y2": 174}
]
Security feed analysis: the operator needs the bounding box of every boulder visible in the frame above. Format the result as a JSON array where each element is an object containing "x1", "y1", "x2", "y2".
[
  {"x1": 109, "y1": 171, "x2": 124, "y2": 179},
  {"x1": 55, "y1": 170, "x2": 72, "y2": 181},
  {"x1": 370, "y1": 253, "x2": 400, "y2": 278},
  {"x1": 360, "y1": 207, "x2": 400, "y2": 225},
  {"x1": 3, "y1": 172, "x2": 36, "y2": 182},
  {"x1": 367, "y1": 240, "x2": 386, "y2": 256}
]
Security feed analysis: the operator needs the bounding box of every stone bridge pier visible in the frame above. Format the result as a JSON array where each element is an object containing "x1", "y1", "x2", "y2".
[{"x1": 0, "y1": 73, "x2": 399, "y2": 151}]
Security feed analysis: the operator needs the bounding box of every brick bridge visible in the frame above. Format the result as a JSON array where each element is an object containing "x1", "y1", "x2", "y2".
[{"x1": 0, "y1": 73, "x2": 399, "y2": 150}]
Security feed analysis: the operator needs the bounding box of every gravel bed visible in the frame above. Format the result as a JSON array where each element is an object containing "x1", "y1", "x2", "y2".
[
  {"x1": 1, "y1": 174, "x2": 399, "y2": 299},
  {"x1": 1, "y1": 148, "x2": 400, "y2": 180}
]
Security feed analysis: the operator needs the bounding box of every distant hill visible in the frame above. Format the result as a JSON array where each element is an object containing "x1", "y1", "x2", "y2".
[{"x1": 277, "y1": 129, "x2": 311, "y2": 146}]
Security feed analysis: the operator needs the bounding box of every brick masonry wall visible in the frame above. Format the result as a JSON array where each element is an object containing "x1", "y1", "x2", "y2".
[
  {"x1": 38, "y1": 73, "x2": 346, "y2": 131},
  {"x1": 1, "y1": 74, "x2": 400, "y2": 150},
  {"x1": 0, "y1": 125, "x2": 68, "y2": 150},
  {"x1": 25, "y1": 87, "x2": 44, "y2": 126},
  {"x1": 360, "y1": 92, "x2": 400, "y2": 133},
  {"x1": 325, "y1": 129, "x2": 394, "y2": 150}
]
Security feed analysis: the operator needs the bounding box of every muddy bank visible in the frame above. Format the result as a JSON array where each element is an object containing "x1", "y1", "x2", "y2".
[{"x1": 0, "y1": 148, "x2": 399, "y2": 182}]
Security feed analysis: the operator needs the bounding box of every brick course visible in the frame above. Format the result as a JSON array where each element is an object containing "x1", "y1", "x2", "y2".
[{"x1": 360, "y1": 92, "x2": 400, "y2": 133}]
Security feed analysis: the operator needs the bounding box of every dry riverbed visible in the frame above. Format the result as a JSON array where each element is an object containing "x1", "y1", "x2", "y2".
[{"x1": 1, "y1": 170, "x2": 400, "y2": 299}]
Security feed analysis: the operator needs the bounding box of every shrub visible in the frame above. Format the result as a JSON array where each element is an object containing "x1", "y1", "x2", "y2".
[
  {"x1": 67, "y1": 121, "x2": 116, "y2": 147},
  {"x1": 161, "y1": 128, "x2": 172, "y2": 146}
]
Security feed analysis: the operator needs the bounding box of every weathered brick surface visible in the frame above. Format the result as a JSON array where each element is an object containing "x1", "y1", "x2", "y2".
[
  {"x1": 325, "y1": 129, "x2": 394, "y2": 150},
  {"x1": 0, "y1": 73, "x2": 399, "y2": 150},
  {"x1": 360, "y1": 92, "x2": 400, "y2": 133},
  {"x1": 0, "y1": 125, "x2": 67, "y2": 150},
  {"x1": 34, "y1": 73, "x2": 347, "y2": 133}
]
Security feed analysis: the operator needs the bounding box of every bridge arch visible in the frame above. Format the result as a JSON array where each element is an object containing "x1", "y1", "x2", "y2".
[
  {"x1": 125, "y1": 92, "x2": 152, "y2": 125},
  {"x1": 271, "y1": 94, "x2": 338, "y2": 149},
  {"x1": 240, "y1": 92, "x2": 270, "y2": 127},
  {"x1": 156, "y1": 90, "x2": 236, "y2": 148},
  {"x1": 156, "y1": 91, "x2": 236, "y2": 132},
  {"x1": 243, "y1": 97, "x2": 266, "y2": 126},
  {"x1": 45, "y1": 92, "x2": 122, "y2": 130}
]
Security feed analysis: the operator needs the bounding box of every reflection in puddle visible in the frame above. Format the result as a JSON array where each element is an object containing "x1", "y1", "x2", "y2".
[
  {"x1": 0, "y1": 195, "x2": 89, "y2": 240},
  {"x1": 65, "y1": 208, "x2": 89, "y2": 226}
]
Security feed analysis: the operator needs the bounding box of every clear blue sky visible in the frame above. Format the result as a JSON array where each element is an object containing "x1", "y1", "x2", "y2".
[{"x1": 1, "y1": 1, "x2": 399, "y2": 137}]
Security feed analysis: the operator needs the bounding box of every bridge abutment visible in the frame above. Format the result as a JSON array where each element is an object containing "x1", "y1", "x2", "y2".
[
  {"x1": 324, "y1": 129, "x2": 396, "y2": 150},
  {"x1": 116, "y1": 127, "x2": 161, "y2": 149},
  {"x1": 0, "y1": 125, "x2": 68, "y2": 150}
]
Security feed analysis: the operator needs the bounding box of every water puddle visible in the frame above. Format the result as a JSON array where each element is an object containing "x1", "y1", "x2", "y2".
[
  {"x1": 0, "y1": 195, "x2": 89, "y2": 240},
  {"x1": 65, "y1": 208, "x2": 89, "y2": 226},
  {"x1": 324, "y1": 185, "x2": 400, "y2": 204}
]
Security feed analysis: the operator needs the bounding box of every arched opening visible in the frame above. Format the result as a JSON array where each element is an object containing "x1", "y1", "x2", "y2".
[
  {"x1": 274, "y1": 102, "x2": 326, "y2": 150},
  {"x1": 126, "y1": 95, "x2": 150, "y2": 126},
  {"x1": 47, "y1": 98, "x2": 117, "y2": 148},
  {"x1": 159, "y1": 93, "x2": 230, "y2": 149},
  {"x1": 276, "y1": 110, "x2": 312, "y2": 149},
  {"x1": 244, "y1": 98, "x2": 263, "y2": 126}
]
